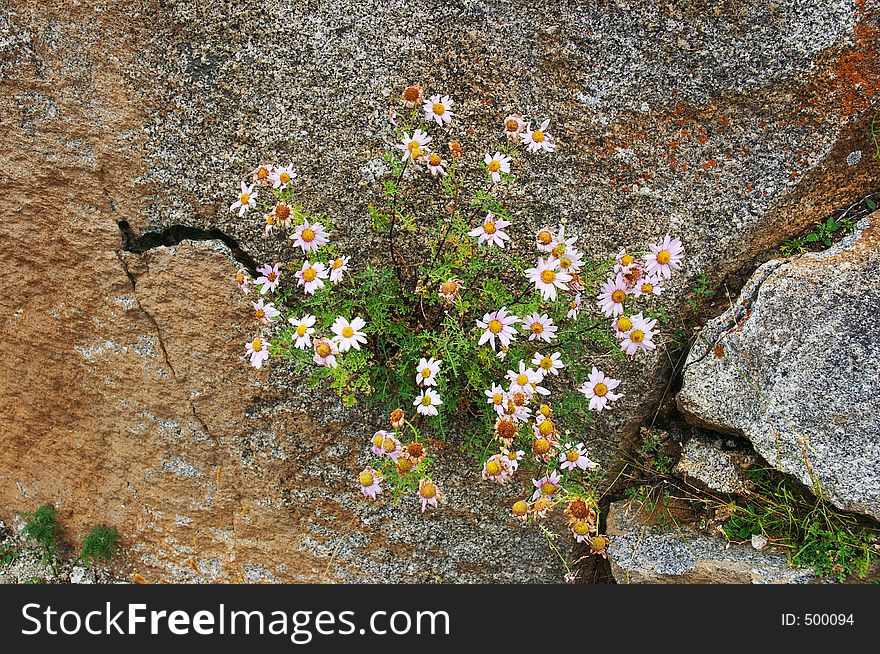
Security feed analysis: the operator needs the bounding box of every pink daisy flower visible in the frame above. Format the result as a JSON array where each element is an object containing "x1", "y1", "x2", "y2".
[
  {"x1": 578, "y1": 366, "x2": 623, "y2": 411},
  {"x1": 645, "y1": 234, "x2": 684, "y2": 279}
]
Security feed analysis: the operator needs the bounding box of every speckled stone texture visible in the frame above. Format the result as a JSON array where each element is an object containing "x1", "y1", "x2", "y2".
[
  {"x1": 605, "y1": 501, "x2": 817, "y2": 583},
  {"x1": 674, "y1": 433, "x2": 758, "y2": 494},
  {"x1": 678, "y1": 213, "x2": 880, "y2": 520},
  {"x1": 1, "y1": 0, "x2": 879, "y2": 582}
]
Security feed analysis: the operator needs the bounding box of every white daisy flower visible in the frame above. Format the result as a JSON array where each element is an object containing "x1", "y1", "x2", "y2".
[
  {"x1": 230, "y1": 181, "x2": 257, "y2": 216},
  {"x1": 291, "y1": 219, "x2": 330, "y2": 254},
  {"x1": 358, "y1": 467, "x2": 383, "y2": 500},
  {"x1": 484, "y1": 383, "x2": 508, "y2": 416},
  {"x1": 521, "y1": 312, "x2": 557, "y2": 343},
  {"x1": 414, "y1": 389, "x2": 442, "y2": 416},
  {"x1": 423, "y1": 94, "x2": 454, "y2": 126},
  {"x1": 506, "y1": 361, "x2": 542, "y2": 396},
  {"x1": 245, "y1": 336, "x2": 270, "y2": 369},
  {"x1": 425, "y1": 152, "x2": 447, "y2": 176},
  {"x1": 549, "y1": 224, "x2": 578, "y2": 259},
  {"x1": 501, "y1": 447, "x2": 524, "y2": 473},
  {"x1": 252, "y1": 298, "x2": 280, "y2": 325},
  {"x1": 619, "y1": 312, "x2": 657, "y2": 356},
  {"x1": 296, "y1": 260, "x2": 328, "y2": 295},
  {"x1": 525, "y1": 257, "x2": 572, "y2": 301},
  {"x1": 596, "y1": 273, "x2": 629, "y2": 317},
  {"x1": 289, "y1": 314, "x2": 316, "y2": 350},
  {"x1": 612, "y1": 315, "x2": 634, "y2": 338},
  {"x1": 271, "y1": 163, "x2": 296, "y2": 189},
  {"x1": 531, "y1": 471, "x2": 563, "y2": 501},
  {"x1": 313, "y1": 337, "x2": 339, "y2": 368},
  {"x1": 559, "y1": 442, "x2": 597, "y2": 471},
  {"x1": 645, "y1": 234, "x2": 684, "y2": 279},
  {"x1": 331, "y1": 316, "x2": 367, "y2": 352},
  {"x1": 251, "y1": 163, "x2": 274, "y2": 186},
  {"x1": 484, "y1": 151, "x2": 512, "y2": 184},
  {"x1": 535, "y1": 226, "x2": 556, "y2": 253},
  {"x1": 531, "y1": 351, "x2": 565, "y2": 378},
  {"x1": 567, "y1": 292, "x2": 581, "y2": 319},
  {"x1": 634, "y1": 275, "x2": 663, "y2": 297},
  {"x1": 578, "y1": 367, "x2": 623, "y2": 411},
  {"x1": 522, "y1": 118, "x2": 556, "y2": 153},
  {"x1": 614, "y1": 249, "x2": 638, "y2": 274},
  {"x1": 468, "y1": 212, "x2": 511, "y2": 248},
  {"x1": 263, "y1": 212, "x2": 277, "y2": 236},
  {"x1": 415, "y1": 357, "x2": 442, "y2": 387},
  {"x1": 397, "y1": 129, "x2": 432, "y2": 163},
  {"x1": 482, "y1": 454, "x2": 512, "y2": 485},
  {"x1": 556, "y1": 247, "x2": 585, "y2": 275},
  {"x1": 476, "y1": 307, "x2": 519, "y2": 350},
  {"x1": 503, "y1": 113, "x2": 525, "y2": 140},
  {"x1": 329, "y1": 255, "x2": 349, "y2": 283},
  {"x1": 255, "y1": 263, "x2": 282, "y2": 294}
]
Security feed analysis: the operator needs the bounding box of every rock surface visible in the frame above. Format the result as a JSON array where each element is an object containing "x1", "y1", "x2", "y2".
[
  {"x1": 678, "y1": 213, "x2": 880, "y2": 520},
  {"x1": 674, "y1": 433, "x2": 759, "y2": 495},
  {"x1": 1, "y1": 0, "x2": 879, "y2": 581},
  {"x1": 605, "y1": 500, "x2": 817, "y2": 584}
]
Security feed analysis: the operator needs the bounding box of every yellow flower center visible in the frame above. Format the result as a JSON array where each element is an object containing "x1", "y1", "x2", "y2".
[
  {"x1": 483, "y1": 221, "x2": 497, "y2": 235},
  {"x1": 251, "y1": 338, "x2": 263, "y2": 351},
  {"x1": 630, "y1": 329, "x2": 644, "y2": 344},
  {"x1": 656, "y1": 250, "x2": 671, "y2": 265},
  {"x1": 372, "y1": 433, "x2": 384, "y2": 447},
  {"x1": 421, "y1": 482, "x2": 437, "y2": 498},
  {"x1": 537, "y1": 230, "x2": 552, "y2": 245},
  {"x1": 507, "y1": 450, "x2": 519, "y2": 461},
  {"x1": 621, "y1": 254, "x2": 634, "y2": 266},
  {"x1": 428, "y1": 153, "x2": 442, "y2": 166},
  {"x1": 408, "y1": 140, "x2": 421, "y2": 153},
  {"x1": 301, "y1": 228, "x2": 315, "y2": 243},
  {"x1": 567, "y1": 450, "x2": 580, "y2": 462},
  {"x1": 540, "y1": 357, "x2": 553, "y2": 370},
  {"x1": 440, "y1": 280, "x2": 458, "y2": 295},
  {"x1": 533, "y1": 438, "x2": 550, "y2": 454},
  {"x1": 593, "y1": 383, "x2": 608, "y2": 397},
  {"x1": 641, "y1": 282, "x2": 653, "y2": 294},
  {"x1": 280, "y1": 172, "x2": 291, "y2": 184},
  {"x1": 487, "y1": 159, "x2": 501, "y2": 172},
  {"x1": 236, "y1": 272, "x2": 245, "y2": 285},
  {"x1": 611, "y1": 289, "x2": 626, "y2": 304},
  {"x1": 421, "y1": 367, "x2": 432, "y2": 379},
  {"x1": 539, "y1": 420, "x2": 555, "y2": 436},
  {"x1": 397, "y1": 457, "x2": 413, "y2": 473},
  {"x1": 257, "y1": 168, "x2": 269, "y2": 180},
  {"x1": 420, "y1": 394, "x2": 433, "y2": 406},
  {"x1": 540, "y1": 269, "x2": 556, "y2": 284},
  {"x1": 590, "y1": 536, "x2": 607, "y2": 550},
  {"x1": 539, "y1": 404, "x2": 551, "y2": 417},
  {"x1": 574, "y1": 520, "x2": 590, "y2": 536},
  {"x1": 267, "y1": 272, "x2": 277, "y2": 282},
  {"x1": 432, "y1": 102, "x2": 445, "y2": 116},
  {"x1": 488, "y1": 319, "x2": 503, "y2": 334},
  {"x1": 492, "y1": 392, "x2": 503, "y2": 405},
  {"x1": 516, "y1": 373, "x2": 529, "y2": 386},
  {"x1": 530, "y1": 322, "x2": 544, "y2": 335},
  {"x1": 240, "y1": 193, "x2": 250, "y2": 204},
  {"x1": 559, "y1": 257, "x2": 572, "y2": 270},
  {"x1": 541, "y1": 482, "x2": 557, "y2": 496},
  {"x1": 532, "y1": 129, "x2": 545, "y2": 143},
  {"x1": 296, "y1": 324, "x2": 308, "y2": 337},
  {"x1": 486, "y1": 459, "x2": 502, "y2": 476},
  {"x1": 266, "y1": 215, "x2": 275, "y2": 225},
  {"x1": 383, "y1": 437, "x2": 397, "y2": 453},
  {"x1": 358, "y1": 471, "x2": 374, "y2": 486},
  {"x1": 616, "y1": 316, "x2": 632, "y2": 332},
  {"x1": 316, "y1": 343, "x2": 331, "y2": 357},
  {"x1": 512, "y1": 500, "x2": 529, "y2": 516},
  {"x1": 332, "y1": 258, "x2": 344, "y2": 270},
  {"x1": 255, "y1": 309, "x2": 266, "y2": 320},
  {"x1": 302, "y1": 268, "x2": 317, "y2": 282},
  {"x1": 551, "y1": 244, "x2": 566, "y2": 258},
  {"x1": 342, "y1": 326, "x2": 355, "y2": 338}
]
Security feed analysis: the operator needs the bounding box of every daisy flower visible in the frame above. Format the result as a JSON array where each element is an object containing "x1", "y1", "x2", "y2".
[
  {"x1": 414, "y1": 389, "x2": 442, "y2": 416},
  {"x1": 425, "y1": 152, "x2": 447, "y2": 176},
  {"x1": 245, "y1": 336, "x2": 270, "y2": 369},
  {"x1": 503, "y1": 113, "x2": 525, "y2": 140},
  {"x1": 556, "y1": 247, "x2": 585, "y2": 275},
  {"x1": 329, "y1": 255, "x2": 349, "y2": 283},
  {"x1": 255, "y1": 263, "x2": 282, "y2": 294},
  {"x1": 521, "y1": 312, "x2": 557, "y2": 343},
  {"x1": 484, "y1": 151, "x2": 512, "y2": 183},
  {"x1": 476, "y1": 307, "x2": 519, "y2": 350},
  {"x1": 485, "y1": 383, "x2": 508, "y2": 416},
  {"x1": 596, "y1": 273, "x2": 629, "y2": 317},
  {"x1": 645, "y1": 234, "x2": 684, "y2": 279},
  {"x1": 502, "y1": 447, "x2": 525, "y2": 473},
  {"x1": 296, "y1": 260, "x2": 328, "y2": 295},
  {"x1": 291, "y1": 219, "x2": 330, "y2": 254},
  {"x1": 235, "y1": 270, "x2": 251, "y2": 295},
  {"x1": 330, "y1": 316, "x2": 367, "y2": 352},
  {"x1": 482, "y1": 454, "x2": 512, "y2": 485},
  {"x1": 506, "y1": 361, "x2": 542, "y2": 396},
  {"x1": 230, "y1": 181, "x2": 257, "y2": 216},
  {"x1": 415, "y1": 357, "x2": 441, "y2": 387},
  {"x1": 423, "y1": 94, "x2": 454, "y2": 126},
  {"x1": 567, "y1": 293, "x2": 581, "y2": 319},
  {"x1": 289, "y1": 314, "x2": 316, "y2": 350},
  {"x1": 438, "y1": 278, "x2": 463, "y2": 304},
  {"x1": 559, "y1": 442, "x2": 598, "y2": 471},
  {"x1": 522, "y1": 119, "x2": 556, "y2": 153},
  {"x1": 531, "y1": 471, "x2": 563, "y2": 501},
  {"x1": 634, "y1": 275, "x2": 663, "y2": 297},
  {"x1": 358, "y1": 467, "x2": 383, "y2": 500},
  {"x1": 406, "y1": 442, "x2": 427, "y2": 465},
  {"x1": 468, "y1": 212, "x2": 511, "y2": 248},
  {"x1": 494, "y1": 417, "x2": 519, "y2": 448},
  {"x1": 512, "y1": 499, "x2": 530, "y2": 521},
  {"x1": 571, "y1": 520, "x2": 592, "y2": 544},
  {"x1": 401, "y1": 84, "x2": 426, "y2": 108},
  {"x1": 525, "y1": 257, "x2": 572, "y2": 301},
  {"x1": 531, "y1": 436, "x2": 557, "y2": 463},
  {"x1": 397, "y1": 129, "x2": 432, "y2": 163},
  {"x1": 370, "y1": 430, "x2": 393, "y2": 457},
  {"x1": 534, "y1": 415, "x2": 559, "y2": 440},
  {"x1": 612, "y1": 315, "x2": 634, "y2": 338},
  {"x1": 619, "y1": 312, "x2": 657, "y2": 356},
  {"x1": 312, "y1": 337, "x2": 339, "y2": 368},
  {"x1": 417, "y1": 479, "x2": 442, "y2": 512},
  {"x1": 378, "y1": 432, "x2": 404, "y2": 462},
  {"x1": 263, "y1": 212, "x2": 277, "y2": 236},
  {"x1": 549, "y1": 225, "x2": 578, "y2": 259},
  {"x1": 271, "y1": 163, "x2": 296, "y2": 189},
  {"x1": 251, "y1": 163, "x2": 274, "y2": 186},
  {"x1": 252, "y1": 299, "x2": 280, "y2": 325},
  {"x1": 504, "y1": 395, "x2": 533, "y2": 424},
  {"x1": 531, "y1": 351, "x2": 565, "y2": 378},
  {"x1": 614, "y1": 249, "x2": 638, "y2": 274},
  {"x1": 535, "y1": 226, "x2": 556, "y2": 253},
  {"x1": 578, "y1": 367, "x2": 623, "y2": 411},
  {"x1": 273, "y1": 202, "x2": 292, "y2": 229}
]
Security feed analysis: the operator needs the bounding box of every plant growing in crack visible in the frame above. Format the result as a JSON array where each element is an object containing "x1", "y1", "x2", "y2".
[{"x1": 228, "y1": 84, "x2": 687, "y2": 571}]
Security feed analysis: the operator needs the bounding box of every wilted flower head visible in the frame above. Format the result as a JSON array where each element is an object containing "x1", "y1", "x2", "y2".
[
  {"x1": 571, "y1": 519, "x2": 592, "y2": 543},
  {"x1": 312, "y1": 337, "x2": 339, "y2": 368},
  {"x1": 389, "y1": 408, "x2": 405, "y2": 429},
  {"x1": 512, "y1": 499, "x2": 530, "y2": 522},
  {"x1": 371, "y1": 430, "x2": 393, "y2": 457},
  {"x1": 251, "y1": 163, "x2": 274, "y2": 186},
  {"x1": 503, "y1": 113, "x2": 526, "y2": 139},
  {"x1": 448, "y1": 140, "x2": 463, "y2": 159},
  {"x1": 565, "y1": 497, "x2": 596, "y2": 525},
  {"x1": 482, "y1": 454, "x2": 512, "y2": 485},
  {"x1": 438, "y1": 278, "x2": 463, "y2": 304},
  {"x1": 401, "y1": 84, "x2": 426, "y2": 108},
  {"x1": 417, "y1": 479, "x2": 442, "y2": 512},
  {"x1": 494, "y1": 417, "x2": 519, "y2": 448},
  {"x1": 235, "y1": 269, "x2": 251, "y2": 295},
  {"x1": 358, "y1": 467, "x2": 383, "y2": 500},
  {"x1": 406, "y1": 441, "x2": 427, "y2": 465},
  {"x1": 425, "y1": 151, "x2": 447, "y2": 176},
  {"x1": 589, "y1": 534, "x2": 610, "y2": 557}
]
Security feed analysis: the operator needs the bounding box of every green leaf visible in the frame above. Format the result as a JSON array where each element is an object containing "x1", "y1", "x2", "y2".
[
  {"x1": 866, "y1": 198, "x2": 877, "y2": 211},
  {"x1": 805, "y1": 232, "x2": 819, "y2": 243}
]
